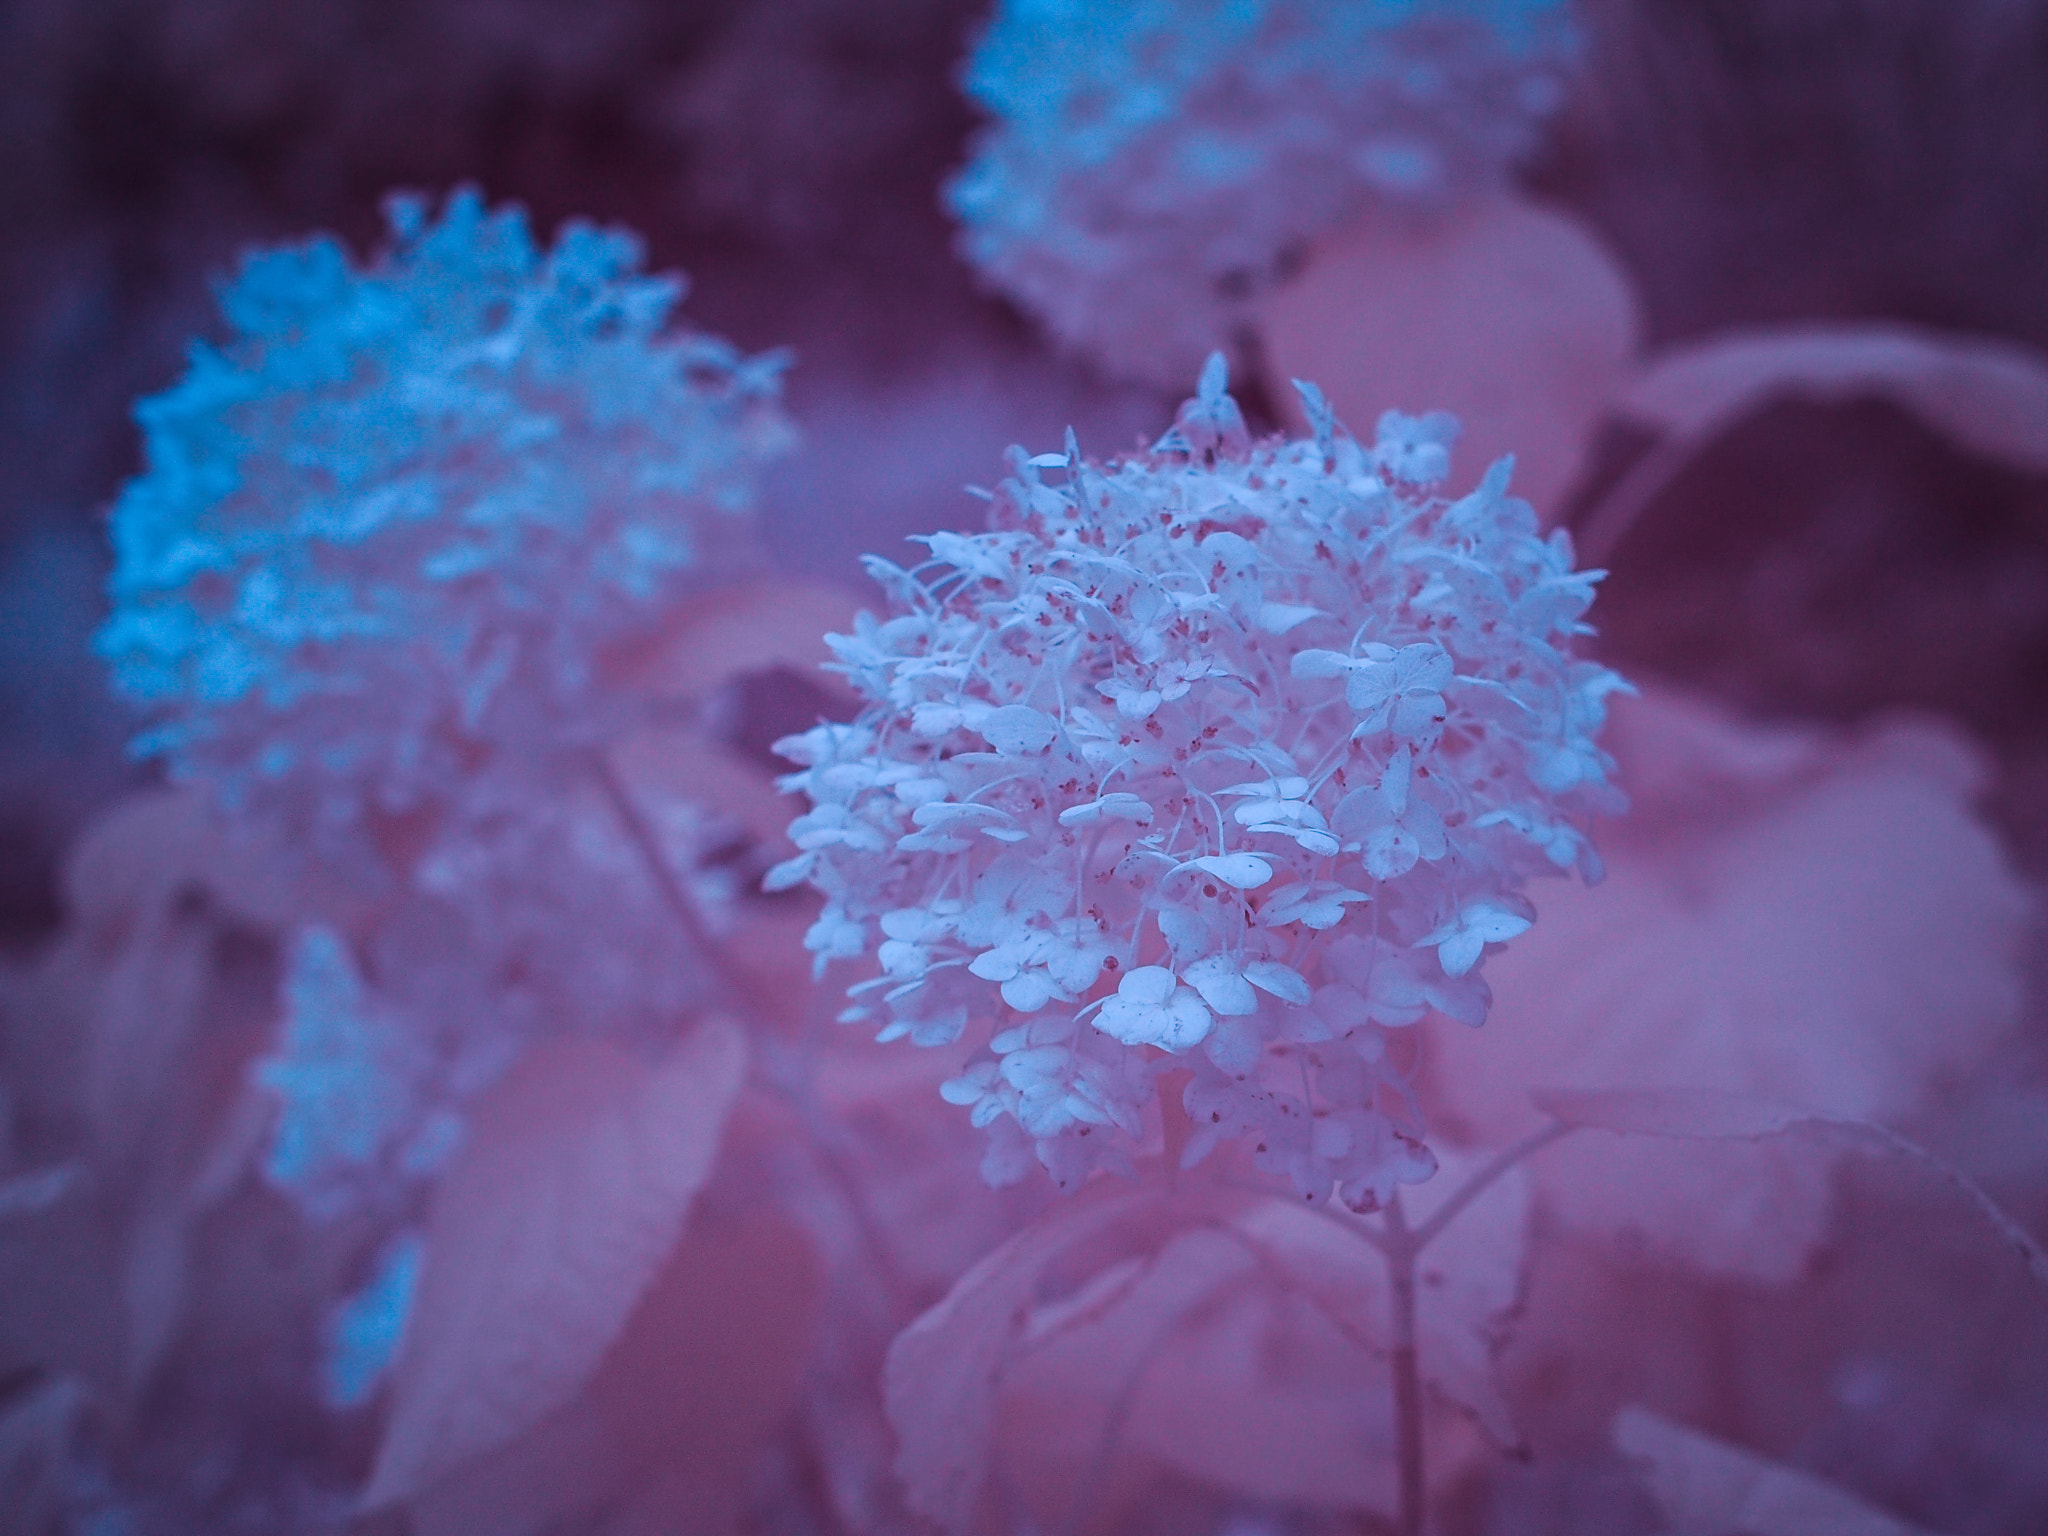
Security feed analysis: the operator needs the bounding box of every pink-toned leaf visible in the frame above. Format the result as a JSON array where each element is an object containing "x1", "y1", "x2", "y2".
[
  {"x1": 886, "y1": 1162, "x2": 1527, "y2": 1531},
  {"x1": 806, "y1": 1026, "x2": 1031, "y2": 1296},
  {"x1": 1615, "y1": 322, "x2": 2048, "y2": 474},
  {"x1": 1398, "y1": 1146, "x2": 1530, "y2": 1448},
  {"x1": 1426, "y1": 685, "x2": 2033, "y2": 1281},
  {"x1": 601, "y1": 580, "x2": 857, "y2": 1028},
  {"x1": 1120, "y1": 1149, "x2": 1527, "y2": 1508},
  {"x1": 0, "y1": 1375, "x2": 104, "y2": 1533},
  {"x1": 49, "y1": 799, "x2": 292, "y2": 1394},
  {"x1": 602, "y1": 576, "x2": 858, "y2": 705},
  {"x1": 590, "y1": 1202, "x2": 821, "y2": 1530},
  {"x1": 882, "y1": 1185, "x2": 1168, "y2": 1533},
  {"x1": 364, "y1": 1017, "x2": 747, "y2": 1508},
  {"x1": 1613, "y1": 1405, "x2": 1945, "y2": 1536},
  {"x1": 1532, "y1": 1086, "x2": 1807, "y2": 1141},
  {"x1": 1530, "y1": 1087, "x2": 2048, "y2": 1294},
  {"x1": 62, "y1": 788, "x2": 351, "y2": 933},
  {"x1": 1256, "y1": 192, "x2": 1642, "y2": 517},
  {"x1": 406, "y1": 1203, "x2": 820, "y2": 1536},
  {"x1": 121, "y1": 1086, "x2": 272, "y2": 1396},
  {"x1": 6, "y1": 808, "x2": 310, "y2": 1409}
]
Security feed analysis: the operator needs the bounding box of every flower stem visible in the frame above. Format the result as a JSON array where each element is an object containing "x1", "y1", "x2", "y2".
[
  {"x1": 1382, "y1": 1191, "x2": 1426, "y2": 1536},
  {"x1": 588, "y1": 749, "x2": 770, "y2": 1021},
  {"x1": 1375, "y1": 1119, "x2": 1579, "y2": 1535},
  {"x1": 592, "y1": 753, "x2": 915, "y2": 1303},
  {"x1": 1411, "y1": 1120, "x2": 1575, "y2": 1250}
]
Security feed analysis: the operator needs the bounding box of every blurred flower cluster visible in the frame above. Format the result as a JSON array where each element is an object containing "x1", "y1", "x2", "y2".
[
  {"x1": 100, "y1": 187, "x2": 790, "y2": 851},
  {"x1": 91, "y1": 191, "x2": 800, "y2": 1230},
  {"x1": 949, "y1": 0, "x2": 1577, "y2": 381}
]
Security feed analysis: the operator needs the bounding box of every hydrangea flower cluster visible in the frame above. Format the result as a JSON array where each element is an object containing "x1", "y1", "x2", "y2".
[
  {"x1": 947, "y1": 0, "x2": 1578, "y2": 384},
  {"x1": 775, "y1": 357, "x2": 1625, "y2": 1201},
  {"x1": 98, "y1": 190, "x2": 796, "y2": 1223},
  {"x1": 99, "y1": 187, "x2": 793, "y2": 853}
]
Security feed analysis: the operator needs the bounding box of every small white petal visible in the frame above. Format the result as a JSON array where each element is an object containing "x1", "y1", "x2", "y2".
[
  {"x1": 1117, "y1": 965, "x2": 1178, "y2": 1005},
  {"x1": 761, "y1": 853, "x2": 814, "y2": 892},
  {"x1": 1188, "y1": 853, "x2": 1274, "y2": 890},
  {"x1": 1438, "y1": 932, "x2": 1486, "y2": 977},
  {"x1": 968, "y1": 948, "x2": 1021, "y2": 981},
  {"x1": 1059, "y1": 792, "x2": 1154, "y2": 826},
  {"x1": 978, "y1": 705, "x2": 1061, "y2": 754},
  {"x1": 1001, "y1": 972, "x2": 1059, "y2": 1012},
  {"x1": 1290, "y1": 649, "x2": 1357, "y2": 680},
  {"x1": 1242, "y1": 960, "x2": 1312, "y2": 1004},
  {"x1": 1257, "y1": 602, "x2": 1322, "y2": 634},
  {"x1": 1183, "y1": 955, "x2": 1258, "y2": 1016}
]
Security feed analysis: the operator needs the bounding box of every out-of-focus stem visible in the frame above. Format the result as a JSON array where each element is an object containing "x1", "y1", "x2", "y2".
[
  {"x1": 592, "y1": 752, "x2": 914, "y2": 1301},
  {"x1": 588, "y1": 749, "x2": 769, "y2": 1020},
  {"x1": 1411, "y1": 1120, "x2": 1575, "y2": 1250},
  {"x1": 1571, "y1": 430, "x2": 1704, "y2": 567},
  {"x1": 1382, "y1": 1192, "x2": 1426, "y2": 1536}
]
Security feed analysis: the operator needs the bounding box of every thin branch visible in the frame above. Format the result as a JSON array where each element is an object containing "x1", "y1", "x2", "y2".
[
  {"x1": 1410, "y1": 1120, "x2": 1577, "y2": 1253},
  {"x1": 594, "y1": 753, "x2": 922, "y2": 1310},
  {"x1": 588, "y1": 749, "x2": 771, "y2": 1021},
  {"x1": 1383, "y1": 1191, "x2": 1426, "y2": 1536},
  {"x1": 1570, "y1": 429, "x2": 1704, "y2": 567}
]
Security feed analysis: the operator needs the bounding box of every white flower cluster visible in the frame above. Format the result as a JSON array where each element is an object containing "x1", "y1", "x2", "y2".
[
  {"x1": 99, "y1": 187, "x2": 793, "y2": 854},
  {"x1": 947, "y1": 0, "x2": 1578, "y2": 384},
  {"x1": 775, "y1": 357, "x2": 1625, "y2": 1201}
]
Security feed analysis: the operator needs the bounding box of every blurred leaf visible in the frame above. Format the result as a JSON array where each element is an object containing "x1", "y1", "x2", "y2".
[
  {"x1": 605, "y1": 576, "x2": 857, "y2": 711},
  {"x1": 1613, "y1": 1405, "x2": 1944, "y2": 1536},
  {"x1": 885, "y1": 1160, "x2": 1526, "y2": 1532},
  {"x1": 1530, "y1": 1086, "x2": 2048, "y2": 1294},
  {"x1": 1616, "y1": 323, "x2": 2048, "y2": 473},
  {"x1": 61, "y1": 788, "x2": 343, "y2": 936},
  {"x1": 122, "y1": 1084, "x2": 276, "y2": 1398},
  {"x1": 1581, "y1": 323, "x2": 2048, "y2": 561},
  {"x1": 1427, "y1": 686, "x2": 2034, "y2": 1281},
  {"x1": 39, "y1": 797, "x2": 288, "y2": 1396},
  {"x1": 407, "y1": 1203, "x2": 820, "y2": 1536},
  {"x1": 0, "y1": 1374, "x2": 116, "y2": 1533},
  {"x1": 884, "y1": 1184, "x2": 1161, "y2": 1533},
  {"x1": 1257, "y1": 193, "x2": 1642, "y2": 516},
  {"x1": 364, "y1": 1017, "x2": 747, "y2": 1508},
  {"x1": 82, "y1": 883, "x2": 213, "y2": 1173}
]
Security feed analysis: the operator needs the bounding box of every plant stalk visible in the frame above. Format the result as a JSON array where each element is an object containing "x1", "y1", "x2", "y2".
[
  {"x1": 590, "y1": 750, "x2": 769, "y2": 1020},
  {"x1": 1383, "y1": 1192, "x2": 1426, "y2": 1536},
  {"x1": 1375, "y1": 1120, "x2": 1577, "y2": 1536}
]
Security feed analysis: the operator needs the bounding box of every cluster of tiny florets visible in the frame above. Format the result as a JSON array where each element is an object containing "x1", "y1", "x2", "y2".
[
  {"x1": 101, "y1": 190, "x2": 794, "y2": 1223},
  {"x1": 774, "y1": 357, "x2": 1625, "y2": 1200},
  {"x1": 99, "y1": 187, "x2": 793, "y2": 850},
  {"x1": 947, "y1": 0, "x2": 1577, "y2": 384}
]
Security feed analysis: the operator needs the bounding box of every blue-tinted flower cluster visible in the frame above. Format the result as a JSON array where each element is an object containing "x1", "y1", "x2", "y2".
[
  {"x1": 103, "y1": 191, "x2": 795, "y2": 1226},
  {"x1": 100, "y1": 188, "x2": 792, "y2": 853},
  {"x1": 252, "y1": 925, "x2": 457, "y2": 1221},
  {"x1": 775, "y1": 358, "x2": 1625, "y2": 1201},
  {"x1": 948, "y1": 0, "x2": 1577, "y2": 383}
]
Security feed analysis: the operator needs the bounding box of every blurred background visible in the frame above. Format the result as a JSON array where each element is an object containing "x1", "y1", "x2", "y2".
[{"x1": 4, "y1": 0, "x2": 2045, "y2": 952}]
